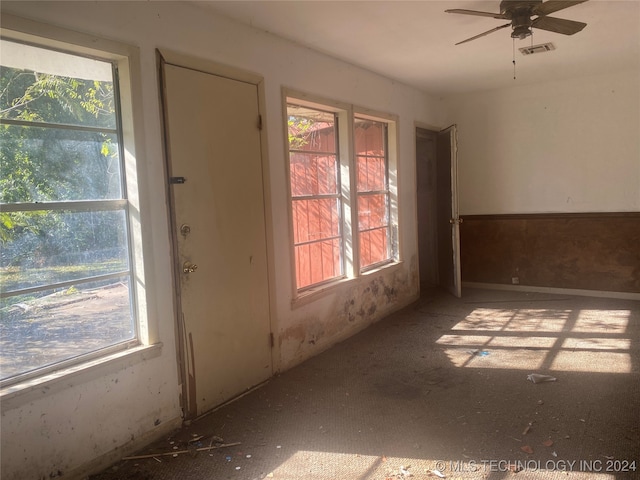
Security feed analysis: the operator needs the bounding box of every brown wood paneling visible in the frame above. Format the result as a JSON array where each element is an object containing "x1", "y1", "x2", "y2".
[{"x1": 460, "y1": 213, "x2": 640, "y2": 293}]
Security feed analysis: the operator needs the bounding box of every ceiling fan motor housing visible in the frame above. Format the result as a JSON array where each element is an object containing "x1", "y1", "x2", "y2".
[
  {"x1": 501, "y1": 0, "x2": 541, "y2": 39},
  {"x1": 500, "y1": 0, "x2": 543, "y2": 16}
]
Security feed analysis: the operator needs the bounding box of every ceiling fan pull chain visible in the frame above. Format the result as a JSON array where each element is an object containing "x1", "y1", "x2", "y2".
[{"x1": 513, "y1": 38, "x2": 517, "y2": 80}]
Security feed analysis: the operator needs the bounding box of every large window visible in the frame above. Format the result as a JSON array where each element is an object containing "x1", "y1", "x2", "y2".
[
  {"x1": 286, "y1": 95, "x2": 398, "y2": 293},
  {"x1": 287, "y1": 104, "x2": 343, "y2": 289},
  {"x1": 0, "y1": 37, "x2": 138, "y2": 385},
  {"x1": 355, "y1": 117, "x2": 391, "y2": 270}
]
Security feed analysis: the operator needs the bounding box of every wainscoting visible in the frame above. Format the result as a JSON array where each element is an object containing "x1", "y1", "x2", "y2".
[{"x1": 460, "y1": 213, "x2": 640, "y2": 294}]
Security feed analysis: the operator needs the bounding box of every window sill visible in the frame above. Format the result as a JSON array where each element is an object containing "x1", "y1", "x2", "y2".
[
  {"x1": 0, "y1": 343, "x2": 163, "y2": 412},
  {"x1": 291, "y1": 260, "x2": 403, "y2": 308}
]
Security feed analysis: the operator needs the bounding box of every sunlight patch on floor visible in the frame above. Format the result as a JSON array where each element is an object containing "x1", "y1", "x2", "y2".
[
  {"x1": 573, "y1": 309, "x2": 630, "y2": 333},
  {"x1": 270, "y1": 451, "x2": 619, "y2": 479},
  {"x1": 451, "y1": 308, "x2": 572, "y2": 332},
  {"x1": 550, "y1": 350, "x2": 631, "y2": 373},
  {"x1": 437, "y1": 308, "x2": 633, "y2": 373}
]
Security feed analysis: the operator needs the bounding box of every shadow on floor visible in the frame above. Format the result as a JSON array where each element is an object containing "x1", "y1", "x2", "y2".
[{"x1": 90, "y1": 287, "x2": 640, "y2": 480}]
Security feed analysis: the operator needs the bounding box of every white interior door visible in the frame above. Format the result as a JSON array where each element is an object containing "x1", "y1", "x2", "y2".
[
  {"x1": 161, "y1": 58, "x2": 272, "y2": 417},
  {"x1": 436, "y1": 125, "x2": 462, "y2": 298}
]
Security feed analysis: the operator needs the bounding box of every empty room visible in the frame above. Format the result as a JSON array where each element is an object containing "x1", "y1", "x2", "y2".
[{"x1": 1, "y1": 1, "x2": 638, "y2": 479}]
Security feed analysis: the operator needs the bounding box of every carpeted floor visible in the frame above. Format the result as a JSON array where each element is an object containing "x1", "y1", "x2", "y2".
[{"x1": 90, "y1": 287, "x2": 640, "y2": 480}]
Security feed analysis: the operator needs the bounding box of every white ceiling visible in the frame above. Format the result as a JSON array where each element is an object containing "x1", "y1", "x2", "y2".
[{"x1": 196, "y1": 0, "x2": 640, "y2": 96}]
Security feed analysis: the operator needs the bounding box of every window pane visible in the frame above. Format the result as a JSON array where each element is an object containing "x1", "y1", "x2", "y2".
[
  {"x1": 289, "y1": 152, "x2": 338, "y2": 196},
  {"x1": 355, "y1": 118, "x2": 391, "y2": 269},
  {"x1": 295, "y1": 239, "x2": 342, "y2": 289},
  {"x1": 360, "y1": 228, "x2": 389, "y2": 269},
  {"x1": 355, "y1": 119, "x2": 386, "y2": 192},
  {"x1": 288, "y1": 102, "x2": 344, "y2": 290},
  {"x1": 356, "y1": 154, "x2": 386, "y2": 192},
  {"x1": 0, "y1": 277, "x2": 134, "y2": 381},
  {"x1": 292, "y1": 198, "x2": 340, "y2": 244},
  {"x1": 0, "y1": 40, "x2": 116, "y2": 129},
  {"x1": 0, "y1": 125, "x2": 122, "y2": 203},
  {"x1": 287, "y1": 105, "x2": 336, "y2": 154},
  {"x1": 354, "y1": 118, "x2": 385, "y2": 155},
  {"x1": 358, "y1": 194, "x2": 388, "y2": 231},
  {"x1": 0, "y1": 38, "x2": 137, "y2": 383},
  {"x1": 1, "y1": 209, "x2": 129, "y2": 293}
]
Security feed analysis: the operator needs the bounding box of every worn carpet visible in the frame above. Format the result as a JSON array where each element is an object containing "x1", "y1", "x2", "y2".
[{"x1": 89, "y1": 287, "x2": 640, "y2": 480}]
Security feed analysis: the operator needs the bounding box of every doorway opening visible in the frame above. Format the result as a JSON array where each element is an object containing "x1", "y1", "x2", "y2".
[{"x1": 416, "y1": 126, "x2": 461, "y2": 298}]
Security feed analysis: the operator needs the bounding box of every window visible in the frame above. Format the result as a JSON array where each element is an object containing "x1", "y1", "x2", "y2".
[
  {"x1": 0, "y1": 35, "x2": 140, "y2": 385},
  {"x1": 287, "y1": 103, "x2": 343, "y2": 289},
  {"x1": 355, "y1": 117, "x2": 391, "y2": 270},
  {"x1": 286, "y1": 94, "x2": 398, "y2": 293}
]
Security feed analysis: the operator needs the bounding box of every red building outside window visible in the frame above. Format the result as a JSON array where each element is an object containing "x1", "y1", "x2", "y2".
[{"x1": 287, "y1": 104, "x2": 343, "y2": 289}]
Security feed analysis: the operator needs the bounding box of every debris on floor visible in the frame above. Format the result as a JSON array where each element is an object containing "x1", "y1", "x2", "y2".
[
  {"x1": 121, "y1": 436, "x2": 241, "y2": 461},
  {"x1": 399, "y1": 465, "x2": 413, "y2": 477},
  {"x1": 527, "y1": 373, "x2": 557, "y2": 383},
  {"x1": 466, "y1": 349, "x2": 490, "y2": 356}
]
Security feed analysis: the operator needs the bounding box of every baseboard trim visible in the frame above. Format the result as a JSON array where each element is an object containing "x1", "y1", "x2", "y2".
[
  {"x1": 462, "y1": 282, "x2": 640, "y2": 301},
  {"x1": 66, "y1": 416, "x2": 183, "y2": 480}
]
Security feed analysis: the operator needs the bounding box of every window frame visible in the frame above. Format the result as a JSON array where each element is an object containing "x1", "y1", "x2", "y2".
[
  {"x1": 354, "y1": 113, "x2": 396, "y2": 272},
  {"x1": 284, "y1": 89, "x2": 400, "y2": 300},
  {"x1": 288, "y1": 107, "x2": 343, "y2": 289},
  {"x1": 0, "y1": 15, "x2": 156, "y2": 392},
  {"x1": 284, "y1": 94, "x2": 352, "y2": 294}
]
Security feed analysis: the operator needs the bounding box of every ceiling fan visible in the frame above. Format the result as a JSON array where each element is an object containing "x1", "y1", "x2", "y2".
[{"x1": 446, "y1": 0, "x2": 588, "y2": 45}]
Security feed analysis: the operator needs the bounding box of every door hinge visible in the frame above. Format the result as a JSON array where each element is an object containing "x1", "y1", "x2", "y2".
[
  {"x1": 170, "y1": 176, "x2": 186, "y2": 184},
  {"x1": 258, "y1": 114, "x2": 263, "y2": 131},
  {"x1": 270, "y1": 332, "x2": 274, "y2": 348}
]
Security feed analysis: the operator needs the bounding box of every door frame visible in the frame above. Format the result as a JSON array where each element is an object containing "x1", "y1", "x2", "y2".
[
  {"x1": 438, "y1": 124, "x2": 461, "y2": 297},
  {"x1": 156, "y1": 49, "x2": 278, "y2": 418},
  {"x1": 415, "y1": 124, "x2": 439, "y2": 287},
  {"x1": 415, "y1": 122, "x2": 461, "y2": 298}
]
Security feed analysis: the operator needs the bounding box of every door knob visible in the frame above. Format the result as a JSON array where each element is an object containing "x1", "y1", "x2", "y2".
[{"x1": 183, "y1": 261, "x2": 198, "y2": 274}]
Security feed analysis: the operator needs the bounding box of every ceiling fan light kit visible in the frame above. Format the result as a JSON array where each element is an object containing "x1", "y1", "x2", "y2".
[
  {"x1": 446, "y1": 0, "x2": 588, "y2": 45},
  {"x1": 520, "y1": 42, "x2": 556, "y2": 55}
]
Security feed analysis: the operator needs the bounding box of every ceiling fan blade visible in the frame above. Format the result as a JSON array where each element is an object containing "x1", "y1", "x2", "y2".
[
  {"x1": 534, "y1": 0, "x2": 589, "y2": 16},
  {"x1": 455, "y1": 23, "x2": 511, "y2": 45},
  {"x1": 445, "y1": 8, "x2": 507, "y2": 20},
  {"x1": 532, "y1": 16, "x2": 587, "y2": 35}
]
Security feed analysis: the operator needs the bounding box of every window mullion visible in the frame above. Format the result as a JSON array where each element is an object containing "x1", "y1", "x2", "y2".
[
  {"x1": 1, "y1": 199, "x2": 128, "y2": 213},
  {"x1": 292, "y1": 193, "x2": 340, "y2": 201},
  {"x1": 0, "y1": 117, "x2": 118, "y2": 135},
  {"x1": 1, "y1": 270, "x2": 131, "y2": 299}
]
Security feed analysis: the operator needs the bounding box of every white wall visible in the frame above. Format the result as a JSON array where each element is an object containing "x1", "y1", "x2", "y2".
[
  {"x1": 443, "y1": 69, "x2": 640, "y2": 215},
  {"x1": 0, "y1": 2, "x2": 443, "y2": 479}
]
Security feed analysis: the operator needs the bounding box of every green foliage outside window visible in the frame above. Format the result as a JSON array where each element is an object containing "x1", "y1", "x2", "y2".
[
  {"x1": 0, "y1": 58, "x2": 126, "y2": 296},
  {"x1": 0, "y1": 39, "x2": 137, "y2": 381}
]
